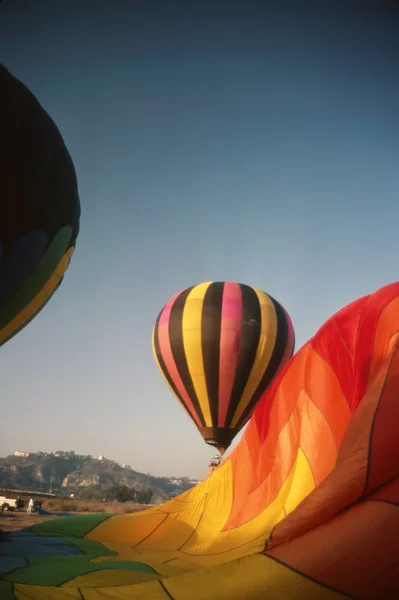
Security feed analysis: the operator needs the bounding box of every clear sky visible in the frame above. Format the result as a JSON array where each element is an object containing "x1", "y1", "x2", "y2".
[{"x1": 1, "y1": 0, "x2": 398, "y2": 480}]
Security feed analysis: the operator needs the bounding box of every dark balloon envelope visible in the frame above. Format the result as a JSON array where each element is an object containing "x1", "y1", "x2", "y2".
[
  {"x1": 0, "y1": 65, "x2": 80, "y2": 347},
  {"x1": 152, "y1": 281, "x2": 295, "y2": 454}
]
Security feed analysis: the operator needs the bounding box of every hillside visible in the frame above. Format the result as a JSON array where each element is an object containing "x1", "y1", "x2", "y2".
[{"x1": 0, "y1": 451, "x2": 198, "y2": 503}]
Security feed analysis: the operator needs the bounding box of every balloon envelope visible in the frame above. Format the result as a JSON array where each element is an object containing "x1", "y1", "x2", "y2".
[
  {"x1": 152, "y1": 281, "x2": 295, "y2": 453},
  {"x1": 0, "y1": 65, "x2": 80, "y2": 347}
]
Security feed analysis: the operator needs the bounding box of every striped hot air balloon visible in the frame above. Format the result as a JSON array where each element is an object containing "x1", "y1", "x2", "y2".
[{"x1": 152, "y1": 282, "x2": 295, "y2": 454}]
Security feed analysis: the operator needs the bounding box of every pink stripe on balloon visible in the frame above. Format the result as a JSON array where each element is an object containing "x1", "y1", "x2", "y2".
[
  {"x1": 218, "y1": 282, "x2": 243, "y2": 426},
  {"x1": 158, "y1": 290, "x2": 184, "y2": 325},
  {"x1": 157, "y1": 297, "x2": 202, "y2": 428}
]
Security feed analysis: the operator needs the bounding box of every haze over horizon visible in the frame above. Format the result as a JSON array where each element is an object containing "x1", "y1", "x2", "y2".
[{"x1": 1, "y1": 0, "x2": 398, "y2": 480}]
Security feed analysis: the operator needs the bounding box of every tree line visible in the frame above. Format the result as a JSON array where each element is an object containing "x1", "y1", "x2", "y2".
[{"x1": 78, "y1": 484, "x2": 153, "y2": 504}]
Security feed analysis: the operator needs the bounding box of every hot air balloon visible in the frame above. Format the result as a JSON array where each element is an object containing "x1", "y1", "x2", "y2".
[
  {"x1": 152, "y1": 281, "x2": 295, "y2": 454},
  {"x1": 0, "y1": 65, "x2": 80, "y2": 347}
]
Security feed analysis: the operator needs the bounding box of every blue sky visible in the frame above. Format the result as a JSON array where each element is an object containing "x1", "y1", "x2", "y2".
[{"x1": 1, "y1": 0, "x2": 398, "y2": 480}]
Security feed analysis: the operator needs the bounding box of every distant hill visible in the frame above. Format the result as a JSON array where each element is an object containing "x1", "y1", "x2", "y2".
[{"x1": 0, "y1": 451, "x2": 199, "y2": 503}]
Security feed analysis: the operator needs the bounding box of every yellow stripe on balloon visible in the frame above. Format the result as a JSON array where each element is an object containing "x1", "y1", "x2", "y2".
[
  {"x1": 61, "y1": 570, "x2": 160, "y2": 587},
  {"x1": 230, "y1": 288, "x2": 277, "y2": 428},
  {"x1": 0, "y1": 248, "x2": 74, "y2": 345},
  {"x1": 164, "y1": 553, "x2": 348, "y2": 600},
  {"x1": 182, "y1": 282, "x2": 213, "y2": 426},
  {"x1": 284, "y1": 447, "x2": 316, "y2": 515}
]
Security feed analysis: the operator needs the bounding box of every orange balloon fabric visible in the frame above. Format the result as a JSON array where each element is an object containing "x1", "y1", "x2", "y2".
[{"x1": 234, "y1": 280, "x2": 399, "y2": 598}]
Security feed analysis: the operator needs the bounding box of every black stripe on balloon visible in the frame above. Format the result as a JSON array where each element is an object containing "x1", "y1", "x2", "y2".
[
  {"x1": 225, "y1": 284, "x2": 262, "y2": 428},
  {"x1": 168, "y1": 287, "x2": 206, "y2": 427},
  {"x1": 235, "y1": 294, "x2": 291, "y2": 430},
  {"x1": 201, "y1": 282, "x2": 224, "y2": 428},
  {"x1": 153, "y1": 311, "x2": 197, "y2": 425}
]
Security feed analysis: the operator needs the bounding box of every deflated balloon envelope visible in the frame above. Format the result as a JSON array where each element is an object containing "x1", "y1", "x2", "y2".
[
  {"x1": 152, "y1": 281, "x2": 295, "y2": 453},
  {"x1": 0, "y1": 65, "x2": 80, "y2": 347}
]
